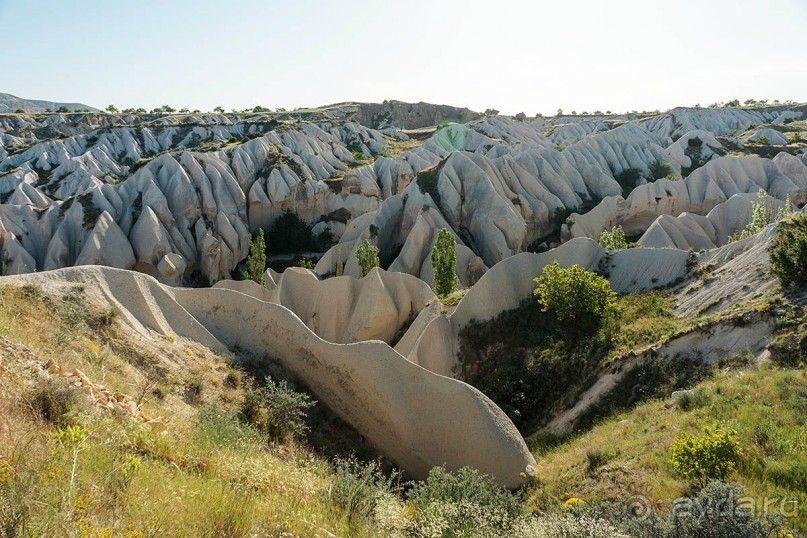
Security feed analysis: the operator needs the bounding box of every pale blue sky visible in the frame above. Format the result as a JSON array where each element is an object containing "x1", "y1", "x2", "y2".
[{"x1": 2, "y1": 0, "x2": 805, "y2": 115}]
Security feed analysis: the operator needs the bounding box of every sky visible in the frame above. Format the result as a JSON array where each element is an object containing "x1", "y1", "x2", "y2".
[{"x1": 2, "y1": 0, "x2": 806, "y2": 116}]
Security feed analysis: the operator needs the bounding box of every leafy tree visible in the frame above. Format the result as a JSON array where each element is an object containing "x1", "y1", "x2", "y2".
[
  {"x1": 13, "y1": 108, "x2": 24, "y2": 114},
  {"x1": 671, "y1": 424, "x2": 742, "y2": 486},
  {"x1": 295, "y1": 258, "x2": 315, "y2": 270},
  {"x1": 533, "y1": 262, "x2": 616, "y2": 333},
  {"x1": 56, "y1": 106, "x2": 70, "y2": 113},
  {"x1": 556, "y1": 108, "x2": 563, "y2": 116},
  {"x1": 105, "y1": 105, "x2": 119, "y2": 114},
  {"x1": 598, "y1": 225, "x2": 628, "y2": 250},
  {"x1": 179, "y1": 108, "x2": 190, "y2": 114},
  {"x1": 356, "y1": 240, "x2": 379, "y2": 277},
  {"x1": 268, "y1": 212, "x2": 329, "y2": 254},
  {"x1": 769, "y1": 213, "x2": 807, "y2": 289},
  {"x1": 731, "y1": 190, "x2": 796, "y2": 244},
  {"x1": 161, "y1": 105, "x2": 176, "y2": 113},
  {"x1": 432, "y1": 228, "x2": 459, "y2": 297},
  {"x1": 213, "y1": 106, "x2": 224, "y2": 113},
  {"x1": 242, "y1": 229, "x2": 266, "y2": 285}
]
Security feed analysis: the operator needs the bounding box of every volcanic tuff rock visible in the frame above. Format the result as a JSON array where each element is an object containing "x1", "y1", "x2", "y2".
[
  {"x1": 2, "y1": 103, "x2": 806, "y2": 286},
  {"x1": 2, "y1": 266, "x2": 536, "y2": 487},
  {"x1": 563, "y1": 153, "x2": 807, "y2": 245}
]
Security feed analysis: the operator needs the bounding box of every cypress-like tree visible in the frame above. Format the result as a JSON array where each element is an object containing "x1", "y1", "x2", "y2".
[
  {"x1": 243, "y1": 229, "x2": 267, "y2": 285},
  {"x1": 432, "y1": 229, "x2": 458, "y2": 297}
]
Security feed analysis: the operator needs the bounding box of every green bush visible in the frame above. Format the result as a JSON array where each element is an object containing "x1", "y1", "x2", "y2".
[
  {"x1": 533, "y1": 262, "x2": 616, "y2": 333},
  {"x1": 267, "y1": 212, "x2": 329, "y2": 254},
  {"x1": 432, "y1": 228, "x2": 459, "y2": 297},
  {"x1": 769, "y1": 213, "x2": 807, "y2": 289},
  {"x1": 242, "y1": 229, "x2": 266, "y2": 285},
  {"x1": 687, "y1": 136, "x2": 703, "y2": 148},
  {"x1": 196, "y1": 406, "x2": 262, "y2": 448},
  {"x1": 670, "y1": 424, "x2": 742, "y2": 486},
  {"x1": 728, "y1": 189, "x2": 785, "y2": 242},
  {"x1": 614, "y1": 168, "x2": 642, "y2": 196},
  {"x1": 649, "y1": 160, "x2": 672, "y2": 180},
  {"x1": 593, "y1": 481, "x2": 790, "y2": 538},
  {"x1": 239, "y1": 378, "x2": 315, "y2": 441},
  {"x1": 407, "y1": 467, "x2": 522, "y2": 536},
  {"x1": 756, "y1": 135, "x2": 771, "y2": 145},
  {"x1": 328, "y1": 457, "x2": 399, "y2": 524},
  {"x1": 294, "y1": 257, "x2": 315, "y2": 270},
  {"x1": 356, "y1": 240, "x2": 380, "y2": 278},
  {"x1": 598, "y1": 225, "x2": 628, "y2": 250}
]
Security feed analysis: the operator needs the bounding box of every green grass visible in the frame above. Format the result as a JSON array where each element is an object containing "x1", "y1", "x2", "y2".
[
  {"x1": 0, "y1": 285, "x2": 382, "y2": 537},
  {"x1": 529, "y1": 365, "x2": 807, "y2": 532},
  {"x1": 608, "y1": 291, "x2": 688, "y2": 358}
]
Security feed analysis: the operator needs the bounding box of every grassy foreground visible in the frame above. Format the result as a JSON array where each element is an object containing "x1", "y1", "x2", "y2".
[
  {"x1": 0, "y1": 284, "x2": 380, "y2": 537},
  {"x1": 1, "y1": 279, "x2": 804, "y2": 536},
  {"x1": 530, "y1": 365, "x2": 807, "y2": 532}
]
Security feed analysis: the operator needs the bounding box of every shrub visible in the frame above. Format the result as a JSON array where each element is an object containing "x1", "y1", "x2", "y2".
[
  {"x1": 407, "y1": 467, "x2": 522, "y2": 536},
  {"x1": 789, "y1": 132, "x2": 802, "y2": 143},
  {"x1": 239, "y1": 378, "x2": 315, "y2": 441},
  {"x1": 756, "y1": 135, "x2": 771, "y2": 145},
  {"x1": 729, "y1": 189, "x2": 774, "y2": 242},
  {"x1": 649, "y1": 160, "x2": 672, "y2": 180},
  {"x1": 196, "y1": 406, "x2": 262, "y2": 448},
  {"x1": 533, "y1": 262, "x2": 616, "y2": 334},
  {"x1": 356, "y1": 240, "x2": 380, "y2": 278},
  {"x1": 585, "y1": 448, "x2": 613, "y2": 473},
  {"x1": 242, "y1": 229, "x2": 266, "y2": 285},
  {"x1": 31, "y1": 378, "x2": 80, "y2": 426},
  {"x1": 670, "y1": 424, "x2": 742, "y2": 486},
  {"x1": 769, "y1": 214, "x2": 807, "y2": 289},
  {"x1": 328, "y1": 457, "x2": 400, "y2": 523},
  {"x1": 598, "y1": 225, "x2": 628, "y2": 250},
  {"x1": 614, "y1": 168, "x2": 642, "y2": 196},
  {"x1": 515, "y1": 514, "x2": 618, "y2": 538},
  {"x1": 673, "y1": 388, "x2": 711, "y2": 411},
  {"x1": 554, "y1": 206, "x2": 573, "y2": 226},
  {"x1": 294, "y1": 257, "x2": 315, "y2": 270},
  {"x1": 352, "y1": 150, "x2": 367, "y2": 161},
  {"x1": 594, "y1": 481, "x2": 790, "y2": 538},
  {"x1": 432, "y1": 228, "x2": 459, "y2": 297},
  {"x1": 268, "y1": 212, "x2": 327, "y2": 254}
]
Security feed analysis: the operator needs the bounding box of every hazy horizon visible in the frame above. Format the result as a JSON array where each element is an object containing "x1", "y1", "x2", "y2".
[{"x1": 3, "y1": 0, "x2": 806, "y2": 115}]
